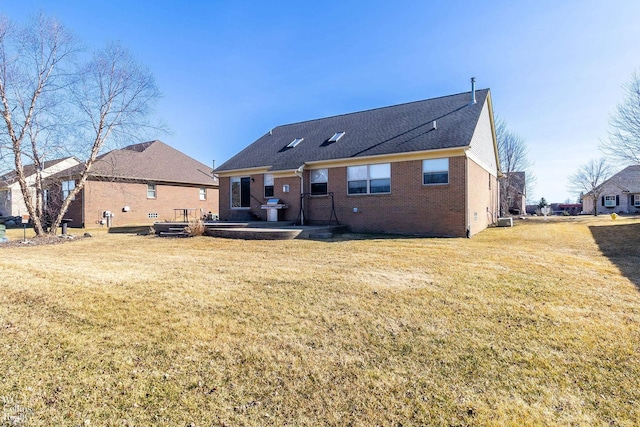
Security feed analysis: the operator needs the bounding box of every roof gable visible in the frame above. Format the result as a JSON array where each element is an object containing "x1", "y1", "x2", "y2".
[
  {"x1": 217, "y1": 89, "x2": 490, "y2": 172},
  {"x1": 600, "y1": 165, "x2": 640, "y2": 193},
  {"x1": 0, "y1": 156, "x2": 79, "y2": 186}
]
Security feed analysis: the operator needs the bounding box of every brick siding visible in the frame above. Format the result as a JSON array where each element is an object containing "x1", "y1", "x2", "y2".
[
  {"x1": 61, "y1": 180, "x2": 219, "y2": 227},
  {"x1": 219, "y1": 156, "x2": 498, "y2": 237}
]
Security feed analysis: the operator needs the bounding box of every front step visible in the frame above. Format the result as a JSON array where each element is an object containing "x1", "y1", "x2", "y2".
[{"x1": 159, "y1": 226, "x2": 188, "y2": 237}]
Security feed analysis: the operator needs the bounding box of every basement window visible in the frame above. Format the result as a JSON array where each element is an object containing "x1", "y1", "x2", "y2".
[
  {"x1": 286, "y1": 138, "x2": 304, "y2": 148},
  {"x1": 328, "y1": 132, "x2": 345, "y2": 143}
]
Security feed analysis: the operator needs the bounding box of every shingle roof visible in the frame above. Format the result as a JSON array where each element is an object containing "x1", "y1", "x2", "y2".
[
  {"x1": 0, "y1": 157, "x2": 77, "y2": 186},
  {"x1": 216, "y1": 89, "x2": 490, "y2": 172},
  {"x1": 52, "y1": 140, "x2": 218, "y2": 186},
  {"x1": 602, "y1": 165, "x2": 640, "y2": 193}
]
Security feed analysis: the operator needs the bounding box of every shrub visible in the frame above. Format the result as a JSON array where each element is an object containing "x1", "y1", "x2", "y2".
[{"x1": 184, "y1": 220, "x2": 206, "y2": 237}]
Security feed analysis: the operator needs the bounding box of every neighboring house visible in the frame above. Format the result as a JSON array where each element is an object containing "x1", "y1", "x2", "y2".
[
  {"x1": 46, "y1": 140, "x2": 219, "y2": 227},
  {"x1": 500, "y1": 171, "x2": 526, "y2": 215},
  {"x1": 582, "y1": 165, "x2": 640, "y2": 215},
  {"x1": 215, "y1": 86, "x2": 500, "y2": 237},
  {"x1": 0, "y1": 157, "x2": 81, "y2": 217}
]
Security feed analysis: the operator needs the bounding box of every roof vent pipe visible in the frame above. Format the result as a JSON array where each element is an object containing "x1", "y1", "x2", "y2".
[{"x1": 470, "y1": 77, "x2": 477, "y2": 105}]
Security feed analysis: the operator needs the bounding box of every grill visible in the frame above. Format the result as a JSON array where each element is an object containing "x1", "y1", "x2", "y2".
[{"x1": 260, "y1": 198, "x2": 288, "y2": 221}]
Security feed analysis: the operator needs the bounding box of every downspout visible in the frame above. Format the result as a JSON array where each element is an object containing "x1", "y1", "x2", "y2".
[
  {"x1": 295, "y1": 164, "x2": 305, "y2": 225},
  {"x1": 465, "y1": 156, "x2": 470, "y2": 238}
]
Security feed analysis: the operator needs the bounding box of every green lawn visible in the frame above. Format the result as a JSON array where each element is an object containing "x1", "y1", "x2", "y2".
[{"x1": 1, "y1": 216, "x2": 639, "y2": 426}]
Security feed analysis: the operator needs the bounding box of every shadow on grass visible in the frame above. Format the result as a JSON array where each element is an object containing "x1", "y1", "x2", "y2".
[{"x1": 589, "y1": 222, "x2": 640, "y2": 289}]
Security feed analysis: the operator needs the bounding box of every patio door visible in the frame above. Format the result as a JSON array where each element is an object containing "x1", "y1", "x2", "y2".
[{"x1": 231, "y1": 176, "x2": 251, "y2": 208}]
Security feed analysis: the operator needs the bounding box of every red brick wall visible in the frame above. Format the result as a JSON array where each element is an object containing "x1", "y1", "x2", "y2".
[
  {"x1": 219, "y1": 175, "x2": 301, "y2": 222},
  {"x1": 218, "y1": 156, "x2": 498, "y2": 237},
  {"x1": 66, "y1": 180, "x2": 219, "y2": 227},
  {"x1": 306, "y1": 158, "x2": 467, "y2": 236}
]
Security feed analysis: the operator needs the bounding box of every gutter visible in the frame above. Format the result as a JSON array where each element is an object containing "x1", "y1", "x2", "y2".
[{"x1": 295, "y1": 164, "x2": 305, "y2": 225}]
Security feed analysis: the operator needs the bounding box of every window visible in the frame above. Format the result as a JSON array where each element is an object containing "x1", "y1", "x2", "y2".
[
  {"x1": 62, "y1": 180, "x2": 75, "y2": 200},
  {"x1": 148, "y1": 212, "x2": 158, "y2": 219},
  {"x1": 423, "y1": 158, "x2": 449, "y2": 185},
  {"x1": 199, "y1": 188, "x2": 207, "y2": 200},
  {"x1": 347, "y1": 163, "x2": 390, "y2": 195},
  {"x1": 286, "y1": 138, "x2": 304, "y2": 148},
  {"x1": 634, "y1": 195, "x2": 640, "y2": 206},
  {"x1": 604, "y1": 195, "x2": 616, "y2": 207},
  {"x1": 264, "y1": 174, "x2": 274, "y2": 198},
  {"x1": 310, "y1": 169, "x2": 328, "y2": 195},
  {"x1": 147, "y1": 183, "x2": 156, "y2": 199}
]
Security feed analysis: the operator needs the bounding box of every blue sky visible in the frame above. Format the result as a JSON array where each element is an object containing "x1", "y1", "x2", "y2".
[{"x1": 2, "y1": 0, "x2": 639, "y2": 203}]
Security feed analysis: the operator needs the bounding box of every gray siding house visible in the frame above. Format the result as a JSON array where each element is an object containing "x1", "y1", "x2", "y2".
[{"x1": 582, "y1": 165, "x2": 640, "y2": 214}]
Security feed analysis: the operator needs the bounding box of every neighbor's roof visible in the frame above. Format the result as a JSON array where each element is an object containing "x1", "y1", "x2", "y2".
[
  {"x1": 52, "y1": 140, "x2": 218, "y2": 186},
  {"x1": 599, "y1": 165, "x2": 640, "y2": 193},
  {"x1": 216, "y1": 89, "x2": 490, "y2": 172},
  {"x1": 0, "y1": 157, "x2": 77, "y2": 186}
]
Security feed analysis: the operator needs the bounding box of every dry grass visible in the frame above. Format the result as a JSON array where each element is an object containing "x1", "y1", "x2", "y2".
[{"x1": 1, "y1": 216, "x2": 639, "y2": 426}]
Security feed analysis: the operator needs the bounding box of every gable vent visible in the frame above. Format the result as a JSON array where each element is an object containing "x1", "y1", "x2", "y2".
[
  {"x1": 328, "y1": 131, "x2": 346, "y2": 143},
  {"x1": 287, "y1": 138, "x2": 304, "y2": 148}
]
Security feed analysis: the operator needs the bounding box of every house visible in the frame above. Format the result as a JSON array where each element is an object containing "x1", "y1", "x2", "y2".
[
  {"x1": 582, "y1": 165, "x2": 640, "y2": 215},
  {"x1": 215, "y1": 84, "x2": 500, "y2": 237},
  {"x1": 46, "y1": 140, "x2": 219, "y2": 228},
  {"x1": 500, "y1": 171, "x2": 526, "y2": 215},
  {"x1": 0, "y1": 157, "x2": 81, "y2": 217}
]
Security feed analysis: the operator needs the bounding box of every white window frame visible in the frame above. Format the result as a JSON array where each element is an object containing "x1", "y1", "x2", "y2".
[
  {"x1": 604, "y1": 195, "x2": 616, "y2": 207},
  {"x1": 422, "y1": 158, "x2": 449, "y2": 185},
  {"x1": 147, "y1": 183, "x2": 157, "y2": 199},
  {"x1": 264, "y1": 174, "x2": 274, "y2": 198},
  {"x1": 347, "y1": 163, "x2": 391, "y2": 195},
  {"x1": 634, "y1": 194, "x2": 640, "y2": 207},
  {"x1": 199, "y1": 187, "x2": 207, "y2": 201},
  {"x1": 310, "y1": 169, "x2": 328, "y2": 195},
  {"x1": 62, "y1": 180, "x2": 76, "y2": 200}
]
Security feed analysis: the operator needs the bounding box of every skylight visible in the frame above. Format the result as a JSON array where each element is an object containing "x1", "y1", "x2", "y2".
[
  {"x1": 287, "y1": 138, "x2": 304, "y2": 148},
  {"x1": 328, "y1": 132, "x2": 346, "y2": 143}
]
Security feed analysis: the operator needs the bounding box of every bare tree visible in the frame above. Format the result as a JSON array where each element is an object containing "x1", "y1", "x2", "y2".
[
  {"x1": 495, "y1": 117, "x2": 535, "y2": 215},
  {"x1": 567, "y1": 158, "x2": 613, "y2": 216},
  {"x1": 0, "y1": 14, "x2": 160, "y2": 235},
  {"x1": 601, "y1": 70, "x2": 640, "y2": 164}
]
